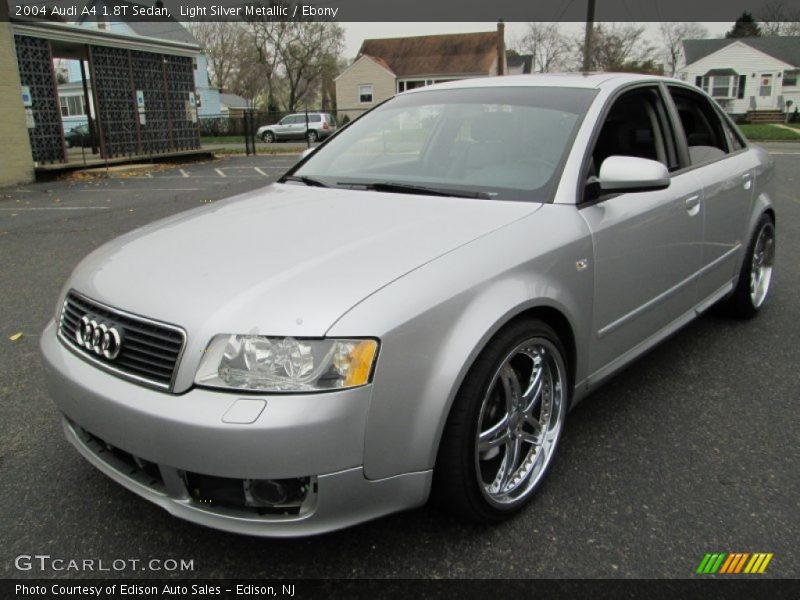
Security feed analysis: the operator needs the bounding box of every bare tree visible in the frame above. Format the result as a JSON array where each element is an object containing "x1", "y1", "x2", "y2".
[
  {"x1": 758, "y1": 1, "x2": 800, "y2": 36},
  {"x1": 659, "y1": 22, "x2": 709, "y2": 77},
  {"x1": 228, "y1": 41, "x2": 271, "y2": 107},
  {"x1": 516, "y1": 23, "x2": 571, "y2": 73},
  {"x1": 247, "y1": 4, "x2": 344, "y2": 112},
  {"x1": 186, "y1": 22, "x2": 244, "y2": 91},
  {"x1": 581, "y1": 24, "x2": 658, "y2": 73},
  {"x1": 246, "y1": 19, "x2": 289, "y2": 112}
]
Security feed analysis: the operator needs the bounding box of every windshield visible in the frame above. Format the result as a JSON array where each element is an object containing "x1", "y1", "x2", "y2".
[{"x1": 292, "y1": 86, "x2": 597, "y2": 201}]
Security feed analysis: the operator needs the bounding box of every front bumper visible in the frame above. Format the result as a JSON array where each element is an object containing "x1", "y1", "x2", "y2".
[{"x1": 40, "y1": 320, "x2": 431, "y2": 536}]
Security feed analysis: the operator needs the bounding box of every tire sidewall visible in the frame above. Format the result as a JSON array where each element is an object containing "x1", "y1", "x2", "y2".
[
  {"x1": 730, "y1": 213, "x2": 775, "y2": 317},
  {"x1": 435, "y1": 318, "x2": 569, "y2": 522}
]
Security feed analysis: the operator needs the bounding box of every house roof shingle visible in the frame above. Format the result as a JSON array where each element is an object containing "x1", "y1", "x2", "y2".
[
  {"x1": 683, "y1": 36, "x2": 800, "y2": 68},
  {"x1": 357, "y1": 30, "x2": 500, "y2": 77}
]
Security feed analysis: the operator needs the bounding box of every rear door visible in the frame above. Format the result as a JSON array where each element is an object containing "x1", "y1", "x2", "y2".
[
  {"x1": 290, "y1": 115, "x2": 306, "y2": 139},
  {"x1": 580, "y1": 85, "x2": 705, "y2": 379},
  {"x1": 665, "y1": 85, "x2": 757, "y2": 305}
]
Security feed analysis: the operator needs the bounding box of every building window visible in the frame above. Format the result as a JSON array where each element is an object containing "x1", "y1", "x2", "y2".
[
  {"x1": 59, "y1": 95, "x2": 86, "y2": 117},
  {"x1": 700, "y1": 75, "x2": 739, "y2": 99},
  {"x1": 358, "y1": 84, "x2": 373, "y2": 104},
  {"x1": 784, "y1": 70, "x2": 799, "y2": 87},
  {"x1": 712, "y1": 76, "x2": 733, "y2": 98}
]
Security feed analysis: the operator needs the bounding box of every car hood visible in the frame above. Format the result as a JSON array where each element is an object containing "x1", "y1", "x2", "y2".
[{"x1": 68, "y1": 183, "x2": 541, "y2": 337}]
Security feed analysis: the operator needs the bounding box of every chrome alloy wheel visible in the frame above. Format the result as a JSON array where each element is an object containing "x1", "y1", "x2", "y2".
[
  {"x1": 474, "y1": 338, "x2": 566, "y2": 506},
  {"x1": 750, "y1": 221, "x2": 775, "y2": 309}
]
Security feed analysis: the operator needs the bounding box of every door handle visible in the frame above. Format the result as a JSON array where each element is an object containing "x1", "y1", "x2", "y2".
[
  {"x1": 742, "y1": 173, "x2": 752, "y2": 190},
  {"x1": 685, "y1": 195, "x2": 701, "y2": 216}
]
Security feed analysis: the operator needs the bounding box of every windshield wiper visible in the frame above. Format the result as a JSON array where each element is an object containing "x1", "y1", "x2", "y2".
[
  {"x1": 281, "y1": 175, "x2": 329, "y2": 187},
  {"x1": 337, "y1": 181, "x2": 490, "y2": 199}
]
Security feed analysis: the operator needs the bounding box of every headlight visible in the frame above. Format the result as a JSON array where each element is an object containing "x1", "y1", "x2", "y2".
[{"x1": 195, "y1": 335, "x2": 379, "y2": 392}]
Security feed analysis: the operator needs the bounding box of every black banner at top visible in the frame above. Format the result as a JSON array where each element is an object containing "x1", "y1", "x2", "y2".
[{"x1": 4, "y1": 0, "x2": 792, "y2": 22}]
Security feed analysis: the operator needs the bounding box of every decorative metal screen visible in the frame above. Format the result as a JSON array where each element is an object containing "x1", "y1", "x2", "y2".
[
  {"x1": 164, "y1": 55, "x2": 199, "y2": 151},
  {"x1": 89, "y1": 46, "x2": 139, "y2": 158},
  {"x1": 130, "y1": 50, "x2": 171, "y2": 154},
  {"x1": 14, "y1": 35, "x2": 65, "y2": 165},
  {"x1": 89, "y1": 46, "x2": 200, "y2": 158}
]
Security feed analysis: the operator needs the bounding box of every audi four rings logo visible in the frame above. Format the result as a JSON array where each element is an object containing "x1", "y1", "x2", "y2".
[{"x1": 76, "y1": 315, "x2": 123, "y2": 360}]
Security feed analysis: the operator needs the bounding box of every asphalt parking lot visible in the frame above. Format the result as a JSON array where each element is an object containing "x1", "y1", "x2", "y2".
[{"x1": 1, "y1": 146, "x2": 798, "y2": 579}]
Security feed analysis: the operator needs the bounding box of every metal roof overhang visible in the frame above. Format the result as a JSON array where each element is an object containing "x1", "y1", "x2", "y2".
[{"x1": 11, "y1": 18, "x2": 200, "y2": 57}]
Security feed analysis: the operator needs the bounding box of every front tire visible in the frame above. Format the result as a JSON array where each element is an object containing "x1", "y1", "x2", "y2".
[
  {"x1": 432, "y1": 319, "x2": 569, "y2": 523},
  {"x1": 724, "y1": 214, "x2": 775, "y2": 318}
]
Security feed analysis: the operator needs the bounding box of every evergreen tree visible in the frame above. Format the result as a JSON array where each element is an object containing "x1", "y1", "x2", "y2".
[{"x1": 726, "y1": 12, "x2": 762, "y2": 38}]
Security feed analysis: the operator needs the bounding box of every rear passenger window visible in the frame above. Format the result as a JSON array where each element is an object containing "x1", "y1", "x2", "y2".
[
  {"x1": 309, "y1": 114, "x2": 321, "y2": 122},
  {"x1": 668, "y1": 87, "x2": 730, "y2": 165},
  {"x1": 720, "y1": 116, "x2": 745, "y2": 151}
]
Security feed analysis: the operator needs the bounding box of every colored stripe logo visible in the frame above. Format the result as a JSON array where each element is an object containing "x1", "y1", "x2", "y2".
[{"x1": 696, "y1": 552, "x2": 773, "y2": 574}]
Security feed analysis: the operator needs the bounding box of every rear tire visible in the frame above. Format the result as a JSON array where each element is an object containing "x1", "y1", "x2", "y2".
[
  {"x1": 432, "y1": 318, "x2": 569, "y2": 523},
  {"x1": 724, "y1": 213, "x2": 775, "y2": 319},
  {"x1": 307, "y1": 130, "x2": 318, "y2": 143},
  {"x1": 261, "y1": 131, "x2": 275, "y2": 143}
]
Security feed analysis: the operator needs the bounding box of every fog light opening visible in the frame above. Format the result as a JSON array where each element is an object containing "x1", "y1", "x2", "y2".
[{"x1": 244, "y1": 477, "x2": 310, "y2": 508}]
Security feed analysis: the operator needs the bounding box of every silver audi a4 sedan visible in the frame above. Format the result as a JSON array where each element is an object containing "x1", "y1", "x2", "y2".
[{"x1": 41, "y1": 74, "x2": 776, "y2": 536}]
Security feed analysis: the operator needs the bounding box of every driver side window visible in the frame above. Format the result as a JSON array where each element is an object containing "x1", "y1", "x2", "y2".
[{"x1": 591, "y1": 87, "x2": 676, "y2": 177}]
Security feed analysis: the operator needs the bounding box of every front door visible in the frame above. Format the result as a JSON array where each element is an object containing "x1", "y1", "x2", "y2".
[
  {"x1": 756, "y1": 73, "x2": 776, "y2": 108},
  {"x1": 580, "y1": 86, "x2": 704, "y2": 379}
]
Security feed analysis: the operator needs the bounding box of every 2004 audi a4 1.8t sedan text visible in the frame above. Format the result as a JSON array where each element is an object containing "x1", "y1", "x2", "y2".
[{"x1": 40, "y1": 74, "x2": 776, "y2": 536}]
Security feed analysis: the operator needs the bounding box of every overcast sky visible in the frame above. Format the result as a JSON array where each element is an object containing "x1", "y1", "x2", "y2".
[{"x1": 340, "y1": 22, "x2": 732, "y2": 60}]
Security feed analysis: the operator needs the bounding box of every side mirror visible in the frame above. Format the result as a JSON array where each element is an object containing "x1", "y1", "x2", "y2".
[
  {"x1": 598, "y1": 156, "x2": 670, "y2": 192},
  {"x1": 300, "y1": 147, "x2": 315, "y2": 160}
]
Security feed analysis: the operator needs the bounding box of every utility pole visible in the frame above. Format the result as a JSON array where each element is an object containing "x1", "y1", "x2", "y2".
[{"x1": 582, "y1": 0, "x2": 596, "y2": 71}]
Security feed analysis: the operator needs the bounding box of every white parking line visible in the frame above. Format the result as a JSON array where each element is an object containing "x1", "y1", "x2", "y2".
[
  {"x1": 79, "y1": 188, "x2": 202, "y2": 192},
  {"x1": 0, "y1": 206, "x2": 110, "y2": 210},
  {"x1": 124, "y1": 176, "x2": 266, "y2": 180},
  {"x1": 769, "y1": 151, "x2": 800, "y2": 155},
  {"x1": 180, "y1": 169, "x2": 190, "y2": 178},
  {"x1": 254, "y1": 167, "x2": 268, "y2": 176},
  {"x1": 215, "y1": 168, "x2": 227, "y2": 177}
]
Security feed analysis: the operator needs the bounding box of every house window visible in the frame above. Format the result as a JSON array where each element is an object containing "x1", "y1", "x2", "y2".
[
  {"x1": 700, "y1": 76, "x2": 739, "y2": 99},
  {"x1": 784, "y1": 70, "x2": 799, "y2": 87},
  {"x1": 712, "y1": 76, "x2": 733, "y2": 98},
  {"x1": 358, "y1": 84, "x2": 373, "y2": 104},
  {"x1": 59, "y1": 95, "x2": 86, "y2": 117}
]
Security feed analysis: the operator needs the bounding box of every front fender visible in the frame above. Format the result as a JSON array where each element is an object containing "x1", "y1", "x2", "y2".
[{"x1": 328, "y1": 206, "x2": 593, "y2": 480}]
